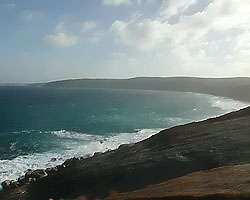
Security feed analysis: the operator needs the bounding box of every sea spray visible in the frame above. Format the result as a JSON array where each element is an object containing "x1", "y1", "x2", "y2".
[{"x1": 0, "y1": 128, "x2": 161, "y2": 183}]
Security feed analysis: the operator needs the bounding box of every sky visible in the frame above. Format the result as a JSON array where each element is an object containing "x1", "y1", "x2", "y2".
[{"x1": 0, "y1": 0, "x2": 250, "y2": 83}]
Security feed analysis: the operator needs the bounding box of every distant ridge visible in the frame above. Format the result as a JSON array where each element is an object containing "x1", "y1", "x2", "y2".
[{"x1": 45, "y1": 77, "x2": 250, "y2": 102}]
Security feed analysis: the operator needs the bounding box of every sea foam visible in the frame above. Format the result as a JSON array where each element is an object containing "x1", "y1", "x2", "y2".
[
  {"x1": 0, "y1": 128, "x2": 161, "y2": 183},
  {"x1": 208, "y1": 96, "x2": 250, "y2": 113}
]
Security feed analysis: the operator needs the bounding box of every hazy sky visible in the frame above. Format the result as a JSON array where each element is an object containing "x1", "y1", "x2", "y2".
[{"x1": 1, "y1": 0, "x2": 250, "y2": 83}]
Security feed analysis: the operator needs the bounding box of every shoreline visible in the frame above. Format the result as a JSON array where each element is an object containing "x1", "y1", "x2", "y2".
[
  {"x1": 1, "y1": 105, "x2": 250, "y2": 199},
  {"x1": 0, "y1": 79, "x2": 250, "y2": 200},
  {"x1": 0, "y1": 90, "x2": 249, "y2": 185},
  {"x1": 0, "y1": 89, "x2": 249, "y2": 181}
]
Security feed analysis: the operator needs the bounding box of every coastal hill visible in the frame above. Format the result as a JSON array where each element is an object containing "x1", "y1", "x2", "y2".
[
  {"x1": 1, "y1": 105, "x2": 250, "y2": 200},
  {"x1": 107, "y1": 163, "x2": 250, "y2": 200},
  {"x1": 45, "y1": 77, "x2": 250, "y2": 102}
]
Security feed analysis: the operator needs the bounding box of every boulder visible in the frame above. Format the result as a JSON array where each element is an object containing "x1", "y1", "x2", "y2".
[
  {"x1": 31, "y1": 169, "x2": 47, "y2": 179},
  {"x1": 24, "y1": 169, "x2": 33, "y2": 179},
  {"x1": 1, "y1": 180, "x2": 19, "y2": 190},
  {"x1": 17, "y1": 175, "x2": 26, "y2": 185},
  {"x1": 24, "y1": 169, "x2": 47, "y2": 180},
  {"x1": 1, "y1": 180, "x2": 11, "y2": 190},
  {"x1": 45, "y1": 167, "x2": 58, "y2": 175}
]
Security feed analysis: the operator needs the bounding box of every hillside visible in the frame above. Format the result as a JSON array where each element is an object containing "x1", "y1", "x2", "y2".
[
  {"x1": 106, "y1": 163, "x2": 250, "y2": 200},
  {"x1": 45, "y1": 77, "x2": 250, "y2": 102}
]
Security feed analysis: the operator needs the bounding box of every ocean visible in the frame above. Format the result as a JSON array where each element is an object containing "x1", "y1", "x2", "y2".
[{"x1": 0, "y1": 86, "x2": 249, "y2": 184}]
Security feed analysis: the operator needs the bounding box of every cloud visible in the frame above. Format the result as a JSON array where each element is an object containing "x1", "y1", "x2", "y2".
[
  {"x1": 81, "y1": 21, "x2": 98, "y2": 32},
  {"x1": 109, "y1": 0, "x2": 250, "y2": 76},
  {"x1": 44, "y1": 33, "x2": 78, "y2": 47},
  {"x1": 160, "y1": 0, "x2": 198, "y2": 19},
  {"x1": 175, "y1": 0, "x2": 250, "y2": 36},
  {"x1": 111, "y1": 19, "x2": 170, "y2": 51},
  {"x1": 22, "y1": 10, "x2": 45, "y2": 22},
  {"x1": 44, "y1": 21, "x2": 78, "y2": 48},
  {"x1": 234, "y1": 31, "x2": 250, "y2": 51},
  {"x1": 111, "y1": 0, "x2": 250, "y2": 49},
  {"x1": 103, "y1": 0, "x2": 132, "y2": 6}
]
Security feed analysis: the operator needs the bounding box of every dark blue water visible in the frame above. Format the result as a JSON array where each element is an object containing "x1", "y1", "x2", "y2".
[{"x1": 0, "y1": 86, "x2": 248, "y2": 183}]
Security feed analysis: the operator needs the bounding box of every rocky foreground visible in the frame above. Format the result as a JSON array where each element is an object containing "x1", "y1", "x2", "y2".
[{"x1": 1, "y1": 106, "x2": 250, "y2": 200}]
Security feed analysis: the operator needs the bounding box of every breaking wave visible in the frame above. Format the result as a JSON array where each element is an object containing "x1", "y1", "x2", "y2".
[{"x1": 0, "y1": 128, "x2": 161, "y2": 183}]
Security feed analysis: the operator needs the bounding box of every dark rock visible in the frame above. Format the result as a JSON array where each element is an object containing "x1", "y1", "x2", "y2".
[
  {"x1": 31, "y1": 169, "x2": 47, "y2": 179},
  {"x1": 28, "y1": 178, "x2": 36, "y2": 183},
  {"x1": 10, "y1": 181, "x2": 19, "y2": 189},
  {"x1": 1, "y1": 180, "x2": 12, "y2": 190},
  {"x1": 45, "y1": 167, "x2": 58, "y2": 175},
  {"x1": 62, "y1": 157, "x2": 79, "y2": 167},
  {"x1": 24, "y1": 169, "x2": 47, "y2": 181},
  {"x1": 17, "y1": 176, "x2": 26, "y2": 185},
  {"x1": 118, "y1": 143, "x2": 134, "y2": 149},
  {"x1": 1, "y1": 180, "x2": 19, "y2": 190},
  {"x1": 93, "y1": 152, "x2": 102, "y2": 156},
  {"x1": 24, "y1": 169, "x2": 33, "y2": 179},
  {"x1": 50, "y1": 158, "x2": 57, "y2": 162}
]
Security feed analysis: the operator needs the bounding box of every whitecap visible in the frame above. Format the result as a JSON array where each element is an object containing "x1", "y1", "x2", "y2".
[
  {"x1": 0, "y1": 128, "x2": 161, "y2": 183},
  {"x1": 50, "y1": 130, "x2": 103, "y2": 141}
]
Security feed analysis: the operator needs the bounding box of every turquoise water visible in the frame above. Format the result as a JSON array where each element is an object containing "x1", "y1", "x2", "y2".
[{"x1": 0, "y1": 86, "x2": 249, "y2": 183}]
